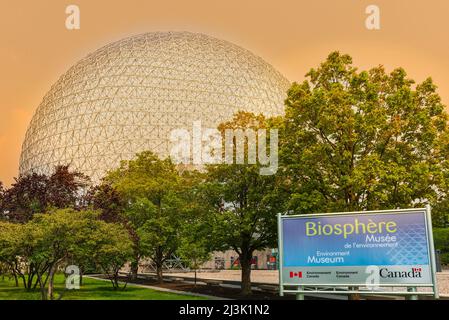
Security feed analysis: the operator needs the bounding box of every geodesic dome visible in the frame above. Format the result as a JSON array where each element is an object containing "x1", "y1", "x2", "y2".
[{"x1": 19, "y1": 32, "x2": 290, "y2": 183}]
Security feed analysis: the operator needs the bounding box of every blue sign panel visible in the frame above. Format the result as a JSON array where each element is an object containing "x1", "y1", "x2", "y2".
[
  {"x1": 279, "y1": 210, "x2": 435, "y2": 286},
  {"x1": 283, "y1": 212, "x2": 429, "y2": 267}
]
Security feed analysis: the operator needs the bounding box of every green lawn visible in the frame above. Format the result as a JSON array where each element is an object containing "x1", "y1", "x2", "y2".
[{"x1": 0, "y1": 274, "x2": 208, "y2": 300}]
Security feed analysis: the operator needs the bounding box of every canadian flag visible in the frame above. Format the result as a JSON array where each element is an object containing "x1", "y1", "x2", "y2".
[{"x1": 289, "y1": 271, "x2": 302, "y2": 278}]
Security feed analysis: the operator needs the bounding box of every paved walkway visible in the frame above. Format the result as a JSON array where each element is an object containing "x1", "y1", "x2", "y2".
[
  {"x1": 86, "y1": 275, "x2": 224, "y2": 300},
  {"x1": 168, "y1": 270, "x2": 279, "y2": 284},
  {"x1": 167, "y1": 270, "x2": 449, "y2": 296}
]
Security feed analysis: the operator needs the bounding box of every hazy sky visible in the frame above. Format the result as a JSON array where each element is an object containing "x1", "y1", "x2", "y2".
[{"x1": 1, "y1": 0, "x2": 448, "y2": 185}]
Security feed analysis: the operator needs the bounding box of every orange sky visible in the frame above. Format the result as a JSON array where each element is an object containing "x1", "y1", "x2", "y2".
[{"x1": 1, "y1": 0, "x2": 448, "y2": 186}]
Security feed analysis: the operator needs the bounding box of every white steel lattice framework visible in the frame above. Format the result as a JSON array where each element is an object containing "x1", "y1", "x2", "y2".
[{"x1": 19, "y1": 32, "x2": 290, "y2": 184}]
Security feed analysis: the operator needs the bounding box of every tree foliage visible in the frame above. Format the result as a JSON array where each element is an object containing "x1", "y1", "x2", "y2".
[
  {"x1": 433, "y1": 228, "x2": 449, "y2": 265},
  {"x1": 0, "y1": 208, "x2": 133, "y2": 299},
  {"x1": 0, "y1": 221, "x2": 23, "y2": 286},
  {"x1": 2, "y1": 166, "x2": 89, "y2": 222},
  {"x1": 280, "y1": 51, "x2": 449, "y2": 214},
  {"x1": 92, "y1": 222, "x2": 134, "y2": 290},
  {"x1": 204, "y1": 111, "x2": 284, "y2": 295},
  {"x1": 177, "y1": 170, "x2": 215, "y2": 281},
  {"x1": 86, "y1": 184, "x2": 125, "y2": 223},
  {"x1": 103, "y1": 151, "x2": 187, "y2": 282}
]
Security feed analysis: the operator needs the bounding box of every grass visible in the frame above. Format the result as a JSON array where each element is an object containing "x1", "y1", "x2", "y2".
[{"x1": 0, "y1": 274, "x2": 208, "y2": 300}]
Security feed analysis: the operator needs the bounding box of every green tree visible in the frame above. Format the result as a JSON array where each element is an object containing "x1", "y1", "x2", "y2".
[
  {"x1": 177, "y1": 171, "x2": 215, "y2": 286},
  {"x1": 431, "y1": 199, "x2": 449, "y2": 228},
  {"x1": 23, "y1": 208, "x2": 132, "y2": 299},
  {"x1": 280, "y1": 51, "x2": 449, "y2": 214},
  {"x1": 135, "y1": 198, "x2": 180, "y2": 282},
  {"x1": 433, "y1": 228, "x2": 449, "y2": 265},
  {"x1": 1, "y1": 207, "x2": 133, "y2": 298},
  {"x1": 178, "y1": 230, "x2": 211, "y2": 287},
  {"x1": 27, "y1": 209, "x2": 100, "y2": 299},
  {"x1": 5, "y1": 220, "x2": 46, "y2": 291},
  {"x1": 92, "y1": 222, "x2": 134, "y2": 290},
  {"x1": 104, "y1": 151, "x2": 186, "y2": 282},
  {"x1": 0, "y1": 221, "x2": 23, "y2": 286},
  {"x1": 205, "y1": 111, "x2": 284, "y2": 295},
  {"x1": 91, "y1": 183, "x2": 145, "y2": 281}
]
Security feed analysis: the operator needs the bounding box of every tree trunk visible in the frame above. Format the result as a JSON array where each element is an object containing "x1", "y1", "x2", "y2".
[
  {"x1": 349, "y1": 287, "x2": 361, "y2": 300},
  {"x1": 13, "y1": 273, "x2": 18, "y2": 287},
  {"x1": 26, "y1": 272, "x2": 35, "y2": 290},
  {"x1": 156, "y1": 263, "x2": 163, "y2": 283},
  {"x1": 47, "y1": 266, "x2": 56, "y2": 300},
  {"x1": 194, "y1": 269, "x2": 197, "y2": 287},
  {"x1": 155, "y1": 247, "x2": 164, "y2": 283},
  {"x1": 130, "y1": 257, "x2": 139, "y2": 281},
  {"x1": 36, "y1": 273, "x2": 47, "y2": 300},
  {"x1": 239, "y1": 251, "x2": 253, "y2": 295},
  {"x1": 113, "y1": 272, "x2": 119, "y2": 290},
  {"x1": 79, "y1": 268, "x2": 83, "y2": 287},
  {"x1": 20, "y1": 275, "x2": 27, "y2": 289}
]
